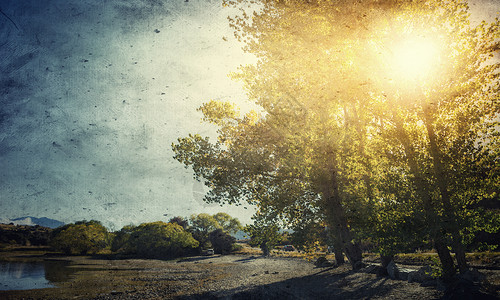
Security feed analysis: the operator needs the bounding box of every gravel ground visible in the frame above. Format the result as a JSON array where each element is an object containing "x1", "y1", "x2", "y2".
[
  {"x1": 0, "y1": 254, "x2": 441, "y2": 299},
  {"x1": 2, "y1": 254, "x2": 498, "y2": 299}
]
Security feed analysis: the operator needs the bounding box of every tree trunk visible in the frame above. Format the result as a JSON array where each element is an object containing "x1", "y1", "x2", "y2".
[
  {"x1": 334, "y1": 248, "x2": 345, "y2": 265},
  {"x1": 380, "y1": 255, "x2": 394, "y2": 269},
  {"x1": 453, "y1": 243, "x2": 468, "y2": 273},
  {"x1": 323, "y1": 165, "x2": 363, "y2": 270},
  {"x1": 423, "y1": 105, "x2": 468, "y2": 274},
  {"x1": 435, "y1": 238, "x2": 457, "y2": 282},
  {"x1": 391, "y1": 108, "x2": 458, "y2": 278},
  {"x1": 330, "y1": 230, "x2": 345, "y2": 265},
  {"x1": 261, "y1": 242, "x2": 270, "y2": 257},
  {"x1": 344, "y1": 240, "x2": 364, "y2": 270}
]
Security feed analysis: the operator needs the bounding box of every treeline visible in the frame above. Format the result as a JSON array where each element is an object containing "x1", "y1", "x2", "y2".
[
  {"x1": 0, "y1": 223, "x2": 52, "y2": 246},
  {"x1": 47, "y1": 213, "x2": 242, "y2": 259}
]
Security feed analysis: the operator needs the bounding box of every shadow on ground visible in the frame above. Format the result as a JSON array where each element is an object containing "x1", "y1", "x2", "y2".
[
  {"x1": 178, "y1": 267, "x2": 400, "y2": 300},
  {"x1": 179, "y1": 266, "x2": 498, "y2": 300},
  {"x1": 177, "y1": 255, "x2": 222, "y2": 263},
  {"x1": 234, "y1": 256, "x2": 261, "y2": 263}
]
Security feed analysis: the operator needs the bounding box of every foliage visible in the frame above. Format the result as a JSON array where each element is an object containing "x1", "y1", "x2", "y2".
[
  {"x1": 173, "y1": 0, "x2": 499, "y2": 276},
  {"x1": 188, "y1": 213, "x2": 222, "y2": 248},
  {"x1": 51, "y1": 220, "x2": 109, "y2": 255},
  {"x1": 188, "y1": 213, "x2": 241, "y2": 248},
  {"x1": 291, "y1": 221, "x2": 327, "y2": 252},
  {"x1": 244, "y1": 216, "x2": 282, "y2": 256},
  {"x1": 110, "y1": 225, "x2": 135, "y2": 253},
  {"x1": 0, "y1": 224, "x2": 52, "y2": 247},
  {"x1": 231, "y1": 243, "x2": 243, "y2": 252},
  {"x1": 120, "y1": 222, "x2": 199, "y2": 259},
  {"x1": 212, "y1": 212, "x2": 242, "y2": 235},
  {"x1": 209, "y1": 228, "x2": 236, "y2": 254},
  {"x1": 168, "y1": 216, "x2": 189, "y2": 230}
]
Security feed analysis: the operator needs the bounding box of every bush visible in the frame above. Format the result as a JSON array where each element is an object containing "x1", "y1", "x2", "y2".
[
  {"x1": 119, "y1": 221, "x2": 199, "y2": 258},
  {"x1": 209, "y1": 229, "x2": 236, "y2": 254},
  {"x1": 51, "y1": 220, "x2": 109, "y2": 255},
  {"x1": 110, "y1": 225, "x2": 135, "y2": 253}
]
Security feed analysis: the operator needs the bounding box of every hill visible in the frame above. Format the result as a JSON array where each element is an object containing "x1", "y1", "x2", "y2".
[{"x1": 2, "y1": 216, "x2": 64, "y2": 228}]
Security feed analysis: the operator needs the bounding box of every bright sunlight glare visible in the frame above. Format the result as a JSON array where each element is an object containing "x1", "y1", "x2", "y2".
[{"x1": 393, "y1": 37, "x2": 440, "y2": 80}]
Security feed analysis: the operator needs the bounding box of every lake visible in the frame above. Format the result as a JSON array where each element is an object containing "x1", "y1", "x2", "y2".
[{"x1": 0, "y1": 260, "x2": 73, "y2": 290}]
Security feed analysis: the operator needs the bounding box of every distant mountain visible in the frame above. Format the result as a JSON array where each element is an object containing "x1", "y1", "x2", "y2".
[{"x1": 4, "y1": 216, "x2": 65, "y2": 228}]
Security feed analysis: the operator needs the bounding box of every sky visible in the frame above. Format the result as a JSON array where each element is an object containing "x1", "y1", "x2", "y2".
[
  {"x1": 0, "y1": 0, "x2": 257, "y2": 230},
  {"x1": 0, "y1": 0, "x2": 498, "y2": 230}
]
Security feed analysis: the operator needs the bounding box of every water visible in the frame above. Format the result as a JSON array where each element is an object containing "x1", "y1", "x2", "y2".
[{"x1": 0, "y1": 260, "x2": 72, "y2": 291}]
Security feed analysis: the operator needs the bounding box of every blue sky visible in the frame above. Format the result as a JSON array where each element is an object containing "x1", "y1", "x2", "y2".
[
  {"x1": 0, "y1": 0, "x2": 256, "y2": 230},
  {"x1": 0, "y1": 0, "x2": 497, "y2": 230}
]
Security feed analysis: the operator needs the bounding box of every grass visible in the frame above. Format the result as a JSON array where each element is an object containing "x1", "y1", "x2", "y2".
[{"x1": 234, "y1": 243, "x2": 500, "y2": 267}]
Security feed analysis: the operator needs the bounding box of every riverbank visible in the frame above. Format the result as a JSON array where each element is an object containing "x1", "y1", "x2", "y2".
[{"x1": 0, "y1": 248, "x2": 498, "y2": 299}]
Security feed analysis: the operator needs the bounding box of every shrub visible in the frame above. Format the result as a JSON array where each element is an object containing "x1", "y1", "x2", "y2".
[
  {"x1": 110, "y1": 225, "x2": 135, "y2": 253},
  {"x1": 51, "y1": 220, "x2": 109, "y2": 255},
  {"x1": 209, "y1": 228, "x2": 236, "y2": 254},
  {"x1": 121, "y1": 221, "x2": 198, "y2": 258}
]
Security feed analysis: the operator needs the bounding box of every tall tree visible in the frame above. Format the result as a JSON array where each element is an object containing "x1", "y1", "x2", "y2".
[
  {"x1": 213, "y1": 212, "x2": 243, "y2": 235},
  {"x1": 173, "y1": 0, "x2": 499, "y2": 276},
  {"x1": 244, "y1": 212, "x2": 283, "y2": 256}
]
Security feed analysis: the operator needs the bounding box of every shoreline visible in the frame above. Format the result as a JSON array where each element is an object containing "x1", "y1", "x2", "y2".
[{"x1": 0, "y1": 248, "x2": 498, "y2": 299}]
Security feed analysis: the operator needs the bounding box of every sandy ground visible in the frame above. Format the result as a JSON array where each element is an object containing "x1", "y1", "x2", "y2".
[{"x1": 1, "y1": 254, "x2": 448, "y2": 299}]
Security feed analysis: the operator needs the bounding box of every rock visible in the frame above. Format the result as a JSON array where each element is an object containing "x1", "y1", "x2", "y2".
[
  {"x1": 110, "y1": 290, "x2": 123, "y2": 295},
  {"x1": 386, "y1": 260, "x2": 418, "y2": 281},
  {"x1": 361, "y1": 263, "x2": 386, "y2": 276},
  {"x1": 408, "y1": 266, "x2": 434, "y2": 283},
  {"x1": 314, "y1": 256, "x2": 334, "y2": 268},
  {"x1": 459, "y1": 268, "x2": 486, "y2": 283},
  {"x1": 387, "y1": 260, "x2": 398, "y2": 279},
  {"x1": 420, "y1": 279, "x2": 437, "y2": 287},
  {"x1": 397, "y1": 268, "x2": 413, "y2": 281}
]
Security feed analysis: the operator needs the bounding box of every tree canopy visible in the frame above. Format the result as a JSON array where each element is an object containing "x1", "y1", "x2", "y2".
[
  {"x1": 187, "y1": 213, "x2": 242, "y2": 249},
  {"x1": 173, "y1": 0, "x2": 499, "y2": 278},
  {"x1": 51, "y1": 220, "x2": 109, "y2": 255},
  {"x1": 116, "y1": 221, "x2": 199, "y2": 259}
]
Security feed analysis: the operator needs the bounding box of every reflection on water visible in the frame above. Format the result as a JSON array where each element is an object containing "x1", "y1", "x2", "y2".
[{"x1": 0, "y1": 260, "x2": 73, "y2": 290}]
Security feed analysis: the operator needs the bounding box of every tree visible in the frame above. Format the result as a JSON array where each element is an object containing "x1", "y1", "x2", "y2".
[
  {"x1": 209, "y1": 228, "x2": 236, "y2": 254},
  {"x1": 168, "y1": 216, "x2": 189, "y2": 230},
  {"x1": 188, "y1": 213, "x2": 221, "y2": 248},
  {"x1": 244, "y1": 214, "x2": 282, "y2": 256},
  {"x1": 213, "y1": 212, "x2": 242, "y2": 235},
  {"x1": 173, "y1": 0, "x2": 499, "y2": 277},
  {"x1": 224, "y1": 0, "x2": 499, "y2": 277},
  {"x1": 110, "y1": 224, "x2": 135, "y2": 253},
  {"x1": 350, "y1": 1, "x2": 500, "y2": 278},
  {"x1": 123, "y1": 222, "x2": 199, "y2": 258},
  {"x1": 188, "y1": 213, "x2": 242, "y2": 248},
  {"x1": 51, "y1": 220, "x2": 109, "y2": 255}
]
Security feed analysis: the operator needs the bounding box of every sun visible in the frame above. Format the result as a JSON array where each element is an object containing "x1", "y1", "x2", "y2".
[{"x1": 392, "y1": 37, "x2": 440, "y2": 80}]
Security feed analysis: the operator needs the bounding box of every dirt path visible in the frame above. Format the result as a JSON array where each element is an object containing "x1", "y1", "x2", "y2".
[{"x1": 1, "y1": 254, "x2": 447, "y2": 299}]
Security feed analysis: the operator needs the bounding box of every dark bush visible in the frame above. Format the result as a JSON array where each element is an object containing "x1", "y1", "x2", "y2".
[{"x1": 209, "y1": 228, "x2": 236, "y2": 255}]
